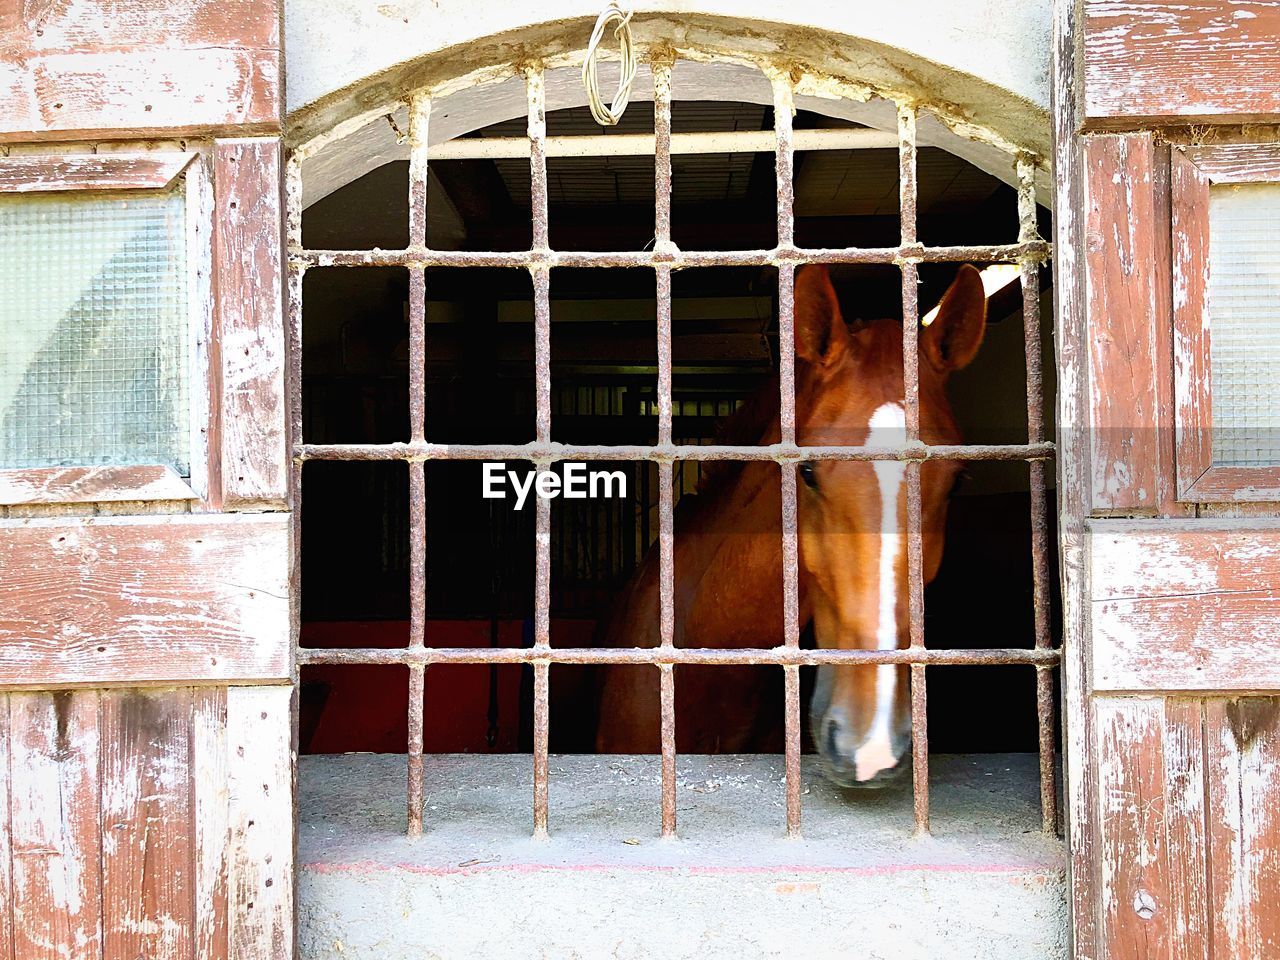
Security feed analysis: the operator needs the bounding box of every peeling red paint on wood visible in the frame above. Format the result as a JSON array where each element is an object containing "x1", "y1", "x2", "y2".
[
  {"x1": 0, "y1": 465, "x2": 198, "y2": 506},
  {"x1": 226, "y1": 686, "x2": 293, "y2": 960},
  {"x1": 1161, "y1": 698, "x2": 1211, "y2": 960},
  {"x1": 1084, "y1": 0, "x2": 1280, "y2": 124},
  {"x1": 215, "y1": 139, "x2": 288, "y2": 509},
  {"x1": 1150, "y1": 144, "x2": 1193, "y2": 518},
  {"x1": 192, "y1": 688, "x2": 230, "y2": 960},
  {"x1": 1171, "y1": 146, "x2": 1214, "y2": 501},
  {"x1": 1053, "y1": 0, "x2": 1103, "y2": 950},
  {"x1": 0, "y1": 697, "x2": 12, "y2": 960},
  {"x1": 1181, "y1": 142, "x2": 1280, "y2": 183},
  {"x1": 1205, "y1": 697, "x2": 1280, "y2": 959},
  {"x1": 9, "y1": 691, "x2": 103, "y2": 960},
  {"x1": 1096, "y1": 696, "x2": 1280, "y2": 959},
  {"x1": 1096, "y1": 697, "x2": 1210, "y2": 959},
  {"x1": 0, "y1": 153, "x2": 195, "y2": 193},
  {"x1": 1090, "y1": 520, "x2": 1280, "y2": 691},
  {"x1": 1173, "y1": 143, "x2": 1280, "y2": 503},
  {"x1": 1085, "y1": 134, "x2": 1161, "y2": 513},
  {"x1": 1097, "y1": 698, "x2": 1178, "y2": 956},
  {"x1": 0, "y1": 687, "x2": 280, "y2": 960},
  {"x1": 1090, "y1": 519, "x2": 1280, "y2": 601},
  {"x1": 0, "y1": 0, "x2": 280, "y2": 141},
  {"x1": 1095, "y1": 593, "x2": 1280, "y2": 692},
  {"x1": 102, "y1": 689, "x2": 194, "y2": 960},
  {"x1": 0, "y1": 514, "x2": 290, "y2": 686}
]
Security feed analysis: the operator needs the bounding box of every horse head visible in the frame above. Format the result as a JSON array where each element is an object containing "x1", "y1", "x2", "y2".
[{"x1": 794, "y1": 264, "x2": 987, "y2": 787}]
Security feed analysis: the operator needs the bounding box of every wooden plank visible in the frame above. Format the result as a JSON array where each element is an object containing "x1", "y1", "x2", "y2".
[
  {"x1": 0, "y1": 465, "x2": 198, "y2": 506},
  {"x1": 1171, "y1": 147, "x2": 1213, "y2": 500},
  {"x1": 1095, "y1": 594, "x2": 1280, "y2": 692},
  {"x1": 0, "y1": 153, "x2": 195, "y2": 193},
  {"x1": 1150, "y1": 145, "x2": 1194, "y2": 518},
  {"x1": 1161, "y1": 698, "x2": 1209, "y2": 960},
  {"x1": 1096, "y1": 697, "x2": 1211, "y2": 960},
  {"x1": 1083, "y1": 0, "x2": 1280, "y2": 124},
  {"x1": 1, "y1": 4, "x2": 280, "y2": 142},
  {"x1": 1054, "y1": 0, "x2": 1102, "y2": 950},
  {"x1": 3, "y1": 48, "x2": 279, "y2": 142},
  {"x1": 1090, "y1": 519, "x2": 1280, "y2": 601},
  {"x1": 1181, "y1": 142, "x2": 1280, "y2": 183},
  {"x1": 226, "y1": 686, "x2": 293, "y2": 960},
  {"x1": 0, "y1": 514, "x2": 290, "y2": 686},
  {"x1": 215, "y1": 139, "x2": 288, "y2": 509},
  {"x1": 101, "y1": 688, "x2": 195, "y2": 960},
  {"x1": 189, "y1": 151, "x2": 221, "y2": 511},
  {"x1": 1096, "y1": 697, "x2": 1173, "y2": 956},
  {"x1": 1090, "y1": 520, "x2": 1280, "y2": 691},
  {"x1": 0, "y1": 695, "x2": 11, "y2": 960},
  {"x1": 6, "y1": 0, "x2": 279, "y2": 49},
  {"x1": 193, "y1": 688, "x2": 230, "y2": 960},
  {"x1": 9, "y1": 691, "x2": 103, "y2": 960},
  {"x1": 1084, "y1": 133, "x2": 1161, "y2": 512},
  {"x1": 1181, "y1": 467, "x2": 1280, "y2": 504},
  {"x1": 1205, "y1": 698, "x2": 1280, "y2": 960}
]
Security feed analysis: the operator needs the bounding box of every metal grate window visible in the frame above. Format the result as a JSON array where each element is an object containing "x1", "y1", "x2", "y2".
[
  {"x1": 289, "y1": 59, "x2": 1059, "y2": 839},
  {"x1": 0, "y1": 188, "x2": 190, "y2": 473}
]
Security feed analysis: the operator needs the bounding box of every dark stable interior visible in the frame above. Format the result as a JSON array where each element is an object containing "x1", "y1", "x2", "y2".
[{"x1": 298, "y1": 99, "x2": 1060, "y2": 758}]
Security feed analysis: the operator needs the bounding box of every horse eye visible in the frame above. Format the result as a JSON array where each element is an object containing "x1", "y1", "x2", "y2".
[{"x1": 799, "y1": 462, "x2": 819, "y2": 490}]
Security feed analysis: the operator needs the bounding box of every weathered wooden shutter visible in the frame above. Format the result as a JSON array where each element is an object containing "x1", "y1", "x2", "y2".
[
  {"x1": 1056, "y1": 1, "x2": 1280, "y2": 956},
  {"x1": 0, "y1": 2, "x2": 292, "y2": 957}
]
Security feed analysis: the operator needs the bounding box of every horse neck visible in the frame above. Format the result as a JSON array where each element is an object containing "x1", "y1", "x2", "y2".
[{"x1": 674, "y1": 456, "x2": 793, "y2": 649}]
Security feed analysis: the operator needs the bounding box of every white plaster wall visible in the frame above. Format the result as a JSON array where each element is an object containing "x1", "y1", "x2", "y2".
[
  {"x1": 286, "y1": 0, "x2": 1050, "y2": 120},
  {"x1": 284, "y1": 0, "x2": 1053, "y2": 206}
]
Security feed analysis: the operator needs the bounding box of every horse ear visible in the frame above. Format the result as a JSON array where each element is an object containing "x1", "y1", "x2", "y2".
[
  {"x1": 922, "y1": 264, "x2": 986, "y2": 372},
  {"x1": 794, "y1": 265, "x2": 848, "y2": 368}
]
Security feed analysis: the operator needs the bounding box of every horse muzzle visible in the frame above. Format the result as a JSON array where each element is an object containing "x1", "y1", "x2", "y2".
[
  {"x1": 816, "y1": 708, "x2": 911, "y2": 789},
  {"x1": 810, "y1": 667, "x2": 911, "y2": 789}
]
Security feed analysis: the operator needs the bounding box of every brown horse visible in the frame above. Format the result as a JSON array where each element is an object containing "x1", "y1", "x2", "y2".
[{"x1": 594, "y1": 264, "x2": 987, "y2": 786}]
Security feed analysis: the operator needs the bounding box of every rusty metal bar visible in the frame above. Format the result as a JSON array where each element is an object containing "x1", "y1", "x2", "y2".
[
  {"x1": 653, "y1": 57, "x2": 679, "y2": 839},
  {"x1": 285, "y1": 150, "x2": 306, "y2": 719},
  {"x1": 773, "y1": 73, "x2": 803, "y2": 837},
  {"x1": 284, "y1": 151, "x2": 304, "y2": 493},
  {"x1": 408, "y1": 96, "x2": 430, "y2": 250},
  {"x1": 289, "y1": 241, "x2": 1051, "y2": 271},
  {"x1": 296, "y1": 440, "x2": 1054, "y2": 464},
  {"x1": 898, "y1": 102, "x2": 930, "y2": 836},
  {"x1": 407, "y1": 93, "x2": 430, "y2": 443},
  {"x1": 526, "y1": 65, "x2": 553, "y2": 839},
  {"x1": 906, "y1": 460, "x2": 930, "y2": 835},
  {"x1": 289, "y1": 60, "x2": 1062, "y2": 849},
  {"x1": 1018, "y1": 154, "x2": 1059, "y2": 834},
  {"x1": 656, "y1": 272, "x2": 673, "y2": 443},
  {"x1": 424, "y1": 126, "x2": 900, "y2": 161},
  {"x1": 657, "y1": 465, "x2": 676, "y2": 837},
  {"x1": 407, "y1": 661, "x2": 426, "y2": 837},
  {"x1": 404, "y1": 92, "x2": 432, "y2": 839},
  {"x1": 298, "y1": 645, "x2": 1061, "y2": 667},
  {"x1": 653, "y1": 59, "x2": 674, "y2": 260},
  {"x1": 407, "y1": 461, "x2": 427, "y2": 838}
]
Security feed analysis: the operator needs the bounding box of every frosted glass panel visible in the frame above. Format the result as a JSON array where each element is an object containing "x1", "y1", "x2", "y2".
[
  {"x1": 0, "y1": 188, "x2": 190, "y2": 473},
  {"x1": 1208, "y1": 182, "x2": 1280, "y2": 467}
]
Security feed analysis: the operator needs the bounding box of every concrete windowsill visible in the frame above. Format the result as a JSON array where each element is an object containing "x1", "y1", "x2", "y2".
[{"x1": 298, "y1": 753, "x2": 1067, "y2": 959}]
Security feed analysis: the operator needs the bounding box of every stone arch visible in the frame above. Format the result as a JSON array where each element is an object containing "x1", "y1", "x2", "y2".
[{"x1": 285, "y1": 4, "x2": 1052, "y2": 207}]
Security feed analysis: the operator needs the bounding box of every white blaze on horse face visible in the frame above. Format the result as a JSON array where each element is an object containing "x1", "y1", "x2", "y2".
[{"x1": 855, "y1": 402, "x2": 907, "y2": 781}]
